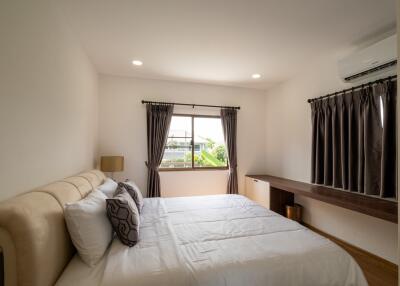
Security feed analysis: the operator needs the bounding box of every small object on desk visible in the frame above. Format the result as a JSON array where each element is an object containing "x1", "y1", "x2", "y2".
[{"x1": 286, "y1": 203, "x2": 302, "y2": 222}]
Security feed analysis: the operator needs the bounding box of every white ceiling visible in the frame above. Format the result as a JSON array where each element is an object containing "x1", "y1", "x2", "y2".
[{"x1": 60, "y1": 0, "x2": 396, "y2": 90}]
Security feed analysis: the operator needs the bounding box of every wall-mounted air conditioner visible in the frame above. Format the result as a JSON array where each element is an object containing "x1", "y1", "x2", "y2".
[{"x1": 338, "y1": 34, "x2": 397, "y2": 82}]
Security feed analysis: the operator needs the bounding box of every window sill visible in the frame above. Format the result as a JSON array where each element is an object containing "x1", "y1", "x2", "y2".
[{"x1": 159, "y1": 167, "x2": 229, "y2": 172}]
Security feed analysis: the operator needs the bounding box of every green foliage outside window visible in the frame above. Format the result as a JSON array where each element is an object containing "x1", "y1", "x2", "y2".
[{"x1": 182, "y1": 138, "x2": 227, "y2": 167}]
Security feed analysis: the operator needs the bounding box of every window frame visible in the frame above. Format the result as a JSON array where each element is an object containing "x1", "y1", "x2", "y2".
[{"x1": 159, "y1": 113, "x2": 229, "y2": 171}]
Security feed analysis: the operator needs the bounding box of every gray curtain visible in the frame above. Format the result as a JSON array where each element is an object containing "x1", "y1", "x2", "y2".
[
  {"x1": 146, "y1": 104, "x2": 174, "y2": 197},
  {"x1": 221, "y1": 108, "x2": 238, "y2": 194},
  {"x1": 310, "y1": 80, "x2": 396, "y2": 198}
]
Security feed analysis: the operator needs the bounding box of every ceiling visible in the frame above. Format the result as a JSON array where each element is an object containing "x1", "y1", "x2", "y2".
[{"x1": 60, "y1": 0, "x2": 396, "y2": 90}]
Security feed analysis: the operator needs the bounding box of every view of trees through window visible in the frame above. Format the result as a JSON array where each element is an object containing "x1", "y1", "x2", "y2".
[{"x1": 160, "y1": 115, "x2": 228, "y2": 169}]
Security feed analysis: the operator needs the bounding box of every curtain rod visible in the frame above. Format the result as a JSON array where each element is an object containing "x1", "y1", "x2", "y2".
[
  {"x1": 307, "y1": 75, "x2": 397, "y2": 103},
  {"x1": 141, "y1": 100, "x2": 240, "y2": 110}
]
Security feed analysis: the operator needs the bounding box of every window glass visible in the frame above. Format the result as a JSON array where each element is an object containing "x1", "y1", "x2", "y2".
[
  {"x1": 161, "y1": 116, "x2": 192, "y2": 169},
  {"x1": 194, "y1": 117, "x2": 227, "y2": 167},
  {"x1": 160, "y1": 115, "x2": 228, "y2": 169},
  {"x1": 379, "y1": 96, "x2": 384, "y2": 128}
]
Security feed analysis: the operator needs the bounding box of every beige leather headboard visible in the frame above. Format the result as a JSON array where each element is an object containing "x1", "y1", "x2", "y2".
[{"x1": 0, "y1": 170, "x2": 106, "y2": 286}]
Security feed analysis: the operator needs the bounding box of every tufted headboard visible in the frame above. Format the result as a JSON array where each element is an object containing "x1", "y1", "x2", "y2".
[{"x1": 0, "y1": 170, "x2": 106, "y2": 286}]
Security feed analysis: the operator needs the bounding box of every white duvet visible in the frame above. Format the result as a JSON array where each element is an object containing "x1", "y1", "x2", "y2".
[{"x1": 57, "y1": 195, "x2": 367, "y2": 286}]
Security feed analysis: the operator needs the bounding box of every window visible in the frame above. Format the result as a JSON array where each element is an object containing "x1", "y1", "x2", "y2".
[{"x1": 160, "y1": 115, "x2": 228, "y2": 170}]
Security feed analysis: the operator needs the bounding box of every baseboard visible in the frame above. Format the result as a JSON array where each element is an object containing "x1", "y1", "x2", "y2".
[{"x1": 303, "y1": 222, "x2": 398, "y2": 286}]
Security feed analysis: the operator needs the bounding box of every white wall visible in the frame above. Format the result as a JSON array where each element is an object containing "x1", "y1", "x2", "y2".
[
  {"x1": 264, "y1": 52, "x2": 398, "y2": 264},
  {"x1": 98, "y1": 75, "x2": 266, "y2": 197},
  {"x1": 0, "y1": 0, "x2": 98, "y2": 201}
]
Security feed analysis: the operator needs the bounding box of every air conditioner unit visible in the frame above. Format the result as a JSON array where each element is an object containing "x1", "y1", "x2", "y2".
[{"x1": 338, "y1": 34, "x2": 397, "y2": 82}]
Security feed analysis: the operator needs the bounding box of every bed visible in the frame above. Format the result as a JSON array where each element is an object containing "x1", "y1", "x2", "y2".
[
  {"x1": 0, "y1": 170, "x2": 367, "y2": 286},
  {"x1": 57, "y1": 195, "x2": 367, "y2": 286}
]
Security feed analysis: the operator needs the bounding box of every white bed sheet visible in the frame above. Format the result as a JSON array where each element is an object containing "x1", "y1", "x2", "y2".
[{"x1": 57, "y1": 194, "x2": 367, "y2": 286}]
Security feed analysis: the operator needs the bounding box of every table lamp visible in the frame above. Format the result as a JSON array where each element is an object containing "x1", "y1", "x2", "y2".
[{"x1": 100, "y1": 156, "x2": 124, "y2": 179}]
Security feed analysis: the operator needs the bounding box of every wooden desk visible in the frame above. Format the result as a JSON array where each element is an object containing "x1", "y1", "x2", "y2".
[{"x1": 246, "y1": 174, "x2": 397, "y2": 223}]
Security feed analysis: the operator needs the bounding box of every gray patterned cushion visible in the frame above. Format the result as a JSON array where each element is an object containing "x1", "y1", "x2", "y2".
[
  {"x1": 117, "y1": 182, "x2": 144, "y2": 213},
  {"x1": 106, "y1": 189, "x2": 140, "y2": 247}
]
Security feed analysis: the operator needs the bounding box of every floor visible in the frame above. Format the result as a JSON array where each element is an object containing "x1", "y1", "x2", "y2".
[{"x1": 305, "y1": 224, "x2": 398, "y2": 286}]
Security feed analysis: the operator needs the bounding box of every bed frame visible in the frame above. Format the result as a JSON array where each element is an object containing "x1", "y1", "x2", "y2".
[{"x1": 0, "y1": 170, "x2": 105, "y2": 286}]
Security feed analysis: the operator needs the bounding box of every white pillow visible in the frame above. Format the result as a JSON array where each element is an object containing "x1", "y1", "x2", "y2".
[
  {"x1": 64, "y1": 190, "x2": 113, "y2": 267},
  {"x1": 97, "y1": 178, "x2": 118, "y2": 198}
]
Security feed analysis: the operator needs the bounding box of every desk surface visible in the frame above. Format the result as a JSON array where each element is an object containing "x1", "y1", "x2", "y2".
[{"x1": 246, "y1": 174, "x2": 397, "y2": 223}]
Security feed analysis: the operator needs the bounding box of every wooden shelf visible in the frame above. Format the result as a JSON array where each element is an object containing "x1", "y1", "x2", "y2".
[{"x1": 246, "y1": 174, "x2": 398, "y2": 223}]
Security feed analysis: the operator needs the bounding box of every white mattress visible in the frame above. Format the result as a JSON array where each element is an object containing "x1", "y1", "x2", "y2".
[{"x1": 57, "y1": 194, "x2": 367, "y2": 286}]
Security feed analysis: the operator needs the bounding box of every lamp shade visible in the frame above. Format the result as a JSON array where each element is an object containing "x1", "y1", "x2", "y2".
[{"x1": 100, "y1": 156, "x2": 124, "y2": 172}]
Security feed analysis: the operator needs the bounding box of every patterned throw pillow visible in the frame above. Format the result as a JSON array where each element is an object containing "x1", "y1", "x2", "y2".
[
  {"x1": 106, "y1": 189, "x2": 140, "y2": 247},
  {"x1": 117, "y1": 182, "x2": 144, "y2": 213}
]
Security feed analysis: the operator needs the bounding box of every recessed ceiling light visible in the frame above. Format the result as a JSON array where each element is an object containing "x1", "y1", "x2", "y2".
[
  {"x1": 252, "y1": 73, "x2": 261, "y2": 79},
  {"x1": 132, "y1": 60, "x2": 143, "y2": 66}
]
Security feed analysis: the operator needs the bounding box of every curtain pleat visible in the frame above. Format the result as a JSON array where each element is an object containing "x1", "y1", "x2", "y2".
[
  {"x1": 332, "y1": 97, "x2": 342, "y2": 188},
  {"x1": 380, "y1": 81, "x2": 397, "y2": 198},
  {"x1": 357, "y1": 89, "x2": 365, "y2": 194},
  {"x1": 315, "y1": 101, "x2": 325, "y2": 184},
  {"x1": 348, "y1": 92, "x2": 359, "y2": 192},
  {"x1": 362, "y1": 87, "x2": 382, "y2": 195},
  {"x1": 310, "y1": 102, "x2": 318, "y2": 183},
  {"x1": 310, "y1": 80, "x2": 396, "y2": 198},
  {"x1": 221, "y1": 108, "x2": 238, "y2": 194},
  {"x1": 323, "y1": 99, "x2": 333, "y2": 185},
  {"x1": 339, "y1": 96, "x2": 348, "y2": 189},
  {"x1": 146, "y1": 104, "x2": 174, "y2": 197}
]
